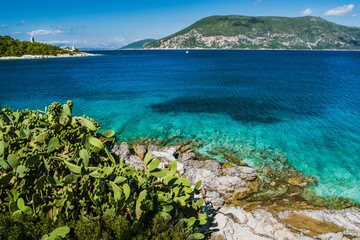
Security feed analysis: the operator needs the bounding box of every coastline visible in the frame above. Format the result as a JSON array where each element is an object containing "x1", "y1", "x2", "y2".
[
  {"x1": 127, "y1": 136, "x2": 358, "y2": 210},
  {"x1": 139, "y1": 48, "x2": 360, "y2": 51},
  {"x1": 112, "y1": 138, "x2": 360, "y2": 239},
  {"x1": 0, "y1": 52, "x2": 99, "y2": 61}
]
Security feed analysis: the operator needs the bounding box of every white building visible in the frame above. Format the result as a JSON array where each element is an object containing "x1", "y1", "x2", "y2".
[{"x1": 30, "y1": 37, "x2": 34, "y2": 43}]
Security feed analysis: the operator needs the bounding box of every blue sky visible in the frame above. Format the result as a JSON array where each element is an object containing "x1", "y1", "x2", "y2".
[{"x1": 0, "y1": 0, "x2": 359, "y2": 49}]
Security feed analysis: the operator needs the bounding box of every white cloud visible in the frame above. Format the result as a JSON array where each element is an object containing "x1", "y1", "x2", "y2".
[
  {"x1": 254, "y1": 0, "x2": 262, "y2": 5},
  {"x1": 299, "y1": 8, "x2": 312, "y2": 16},
  {"x1": 11, "y1": 32, "x2": 21, "y2": 34},
  {"x1": 324, "y1": 4, "x2": 355, "y2": 16},
  {"x1": 0, "y1": 24, "x2": 7, "y2": 28},
  {"x1": 27, "y1": 29, "x2": 64, "y2": 36},
  {"x1": 352, "y1": 14, "x2": 358, "y2": 17}
]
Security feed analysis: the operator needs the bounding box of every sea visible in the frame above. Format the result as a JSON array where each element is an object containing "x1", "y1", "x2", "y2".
[{"x1": 0, "y1": 50, "x2": 359, "y2": 202}]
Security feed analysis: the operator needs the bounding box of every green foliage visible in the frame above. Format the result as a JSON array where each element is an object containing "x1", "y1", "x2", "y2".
[
  {"x1": 0, "y1": 212, "x2": 191, "y2": 240},
  {"x1": 41, "y1": 226, "x2": 70, "y2": 240},
  {"x1": 0, "y1": 35, "x2": 77, "y2": 57},
  {"x1": 0, "y1": 213, "x2": 68, "y2": 240},
  {"x1": 0, "y1": 101, "x2": 206, "y2": 237},
  {"x1": 132, "y1": 217, "x2": 191, "y2": 240}
]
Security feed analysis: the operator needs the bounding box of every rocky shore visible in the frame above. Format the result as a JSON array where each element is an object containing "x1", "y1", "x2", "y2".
[
  {"x1": 0, "y1": 52, "x2": 98, "y2": 60},
  {"x1": 112, "y1": 141, "x2": 360, "y2": 240}
]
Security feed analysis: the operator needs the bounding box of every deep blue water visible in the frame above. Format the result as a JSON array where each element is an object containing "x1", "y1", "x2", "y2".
[{"x1": 1, "y1": 50, "x2": 360, "y2": 201}]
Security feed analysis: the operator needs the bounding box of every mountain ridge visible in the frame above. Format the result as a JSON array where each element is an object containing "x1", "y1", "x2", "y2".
[
  {"x1": 144, "y1": 15, "x2": 360, "y2": 50},
  {"x1": 120, "y1": 38, "x2": 156, "y2": 49}
]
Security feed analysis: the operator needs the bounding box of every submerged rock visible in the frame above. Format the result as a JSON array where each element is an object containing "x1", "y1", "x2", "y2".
[
  {"x1": 222, "y1": 166, "x2": 257, "y2": 181},
  {"x1": 227, "y1": 186, "x2": 255, "y2": 202},
  {"x1": 287, "y1": 177, "x2": 308, "y2": 186}
]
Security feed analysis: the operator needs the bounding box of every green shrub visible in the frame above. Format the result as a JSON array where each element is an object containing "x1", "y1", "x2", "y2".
[
  {"x1": 0, "y1": 101, "x2": 206, "y2": 239},
  {"x1": 0, "y1": 213, "x2": 191, "y2": 240},
  {"x1": 133, "y1": 217, "x2": 191, "y2": 240},
  {"x1": 0, "y1": 213, "x2": 68, "y2": 240}
]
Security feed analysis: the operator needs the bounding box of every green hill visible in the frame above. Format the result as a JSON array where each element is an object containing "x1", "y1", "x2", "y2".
[
  {"x1": 144, "y1": 15, "x2": 360, "y2": 50},
  {"x1": 120, "y1": 38, "x2": 156, "y2": 49},
  {"x1": 0, "y1": 35, "x2": 79, "y2": 57}
]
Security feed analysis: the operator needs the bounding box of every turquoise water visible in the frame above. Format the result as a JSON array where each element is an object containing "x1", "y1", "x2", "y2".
[{"x1": 0, "y1": 50, "x2": 359, "y2": 201}]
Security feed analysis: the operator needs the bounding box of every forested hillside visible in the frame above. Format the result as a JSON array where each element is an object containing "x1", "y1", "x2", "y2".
[{"x1": 0, "y1": 35, "x2": 79, "y2": 57}]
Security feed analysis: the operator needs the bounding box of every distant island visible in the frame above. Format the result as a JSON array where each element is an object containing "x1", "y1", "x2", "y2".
[
  {"x1": 0, "y1": 35, "x2": 94, "y2": 60},
  {"x1": 119, "y1": 38, "x2": 156, "y2": 49},
  {"x1": 144, "y1": 15, "x2": 360, "y2": 50}
]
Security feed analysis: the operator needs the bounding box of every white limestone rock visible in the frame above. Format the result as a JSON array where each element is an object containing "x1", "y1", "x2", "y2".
[
  {"x1": 162, "y1": 145, "x2": 180, "y2": 156},
  {"x1": 112, "y1": 142, "x2": 131, "y2": 160},
  {"x1": 126, "y1": 155, "x2": 144, "y2": 170},
  {"x1": 148, "y1": 144, "x2": 161, "y2": 152},
  {"x1": 177, "y1": 152, "x2": 196, "y2": 162},
  {"x1": 151, "y1": 150, "x2": 177, "y2": 163},
  {"x1": 183, "y1": 160, "x2": 204, "y2": 171},
  {"x1": 176, "y1": 161, "x2": 184, "y2": 175},
  {"x1": 202, "y1": 160, "x2": 222, "y2": 177},
  {"x1": 213, "y1": 205, "x2": 311, "y2": 240},
  {"x1": 205, "y1": 191, "x2": 225, "y2": 210}
]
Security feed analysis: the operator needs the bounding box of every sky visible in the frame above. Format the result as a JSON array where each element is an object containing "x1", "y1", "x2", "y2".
[{"x1": 0, "y1": 0, "x2": 359, "y2": 49}]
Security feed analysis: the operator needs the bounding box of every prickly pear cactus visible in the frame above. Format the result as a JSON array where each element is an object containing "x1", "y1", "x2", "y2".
[{"x1": 0, "y1": 101, "x2": 206, "y2": 237}]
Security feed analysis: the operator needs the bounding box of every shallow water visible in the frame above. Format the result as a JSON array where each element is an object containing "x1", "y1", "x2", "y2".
[{"x1": 0, "y1": 50, "x2": 359, "y2": 201}]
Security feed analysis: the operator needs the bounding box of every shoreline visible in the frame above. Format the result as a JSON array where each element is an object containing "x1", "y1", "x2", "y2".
[
  {"x1": 0, "y1": 52, "x2": 100, "y2": 61},
  {"x1": 128, "y1": 136, "x2": 358, "y2": 209},
  {"x1": 136, "y1": 48, "x2": 360, "y2": 52},
  {"x1": 112, "y1": 139, "x2": 360, "y2": 239}
]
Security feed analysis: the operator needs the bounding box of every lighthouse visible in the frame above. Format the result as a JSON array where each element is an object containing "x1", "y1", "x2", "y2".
[{"x1": 30, "y1": 36, "x2": 35, "y2": 43}]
